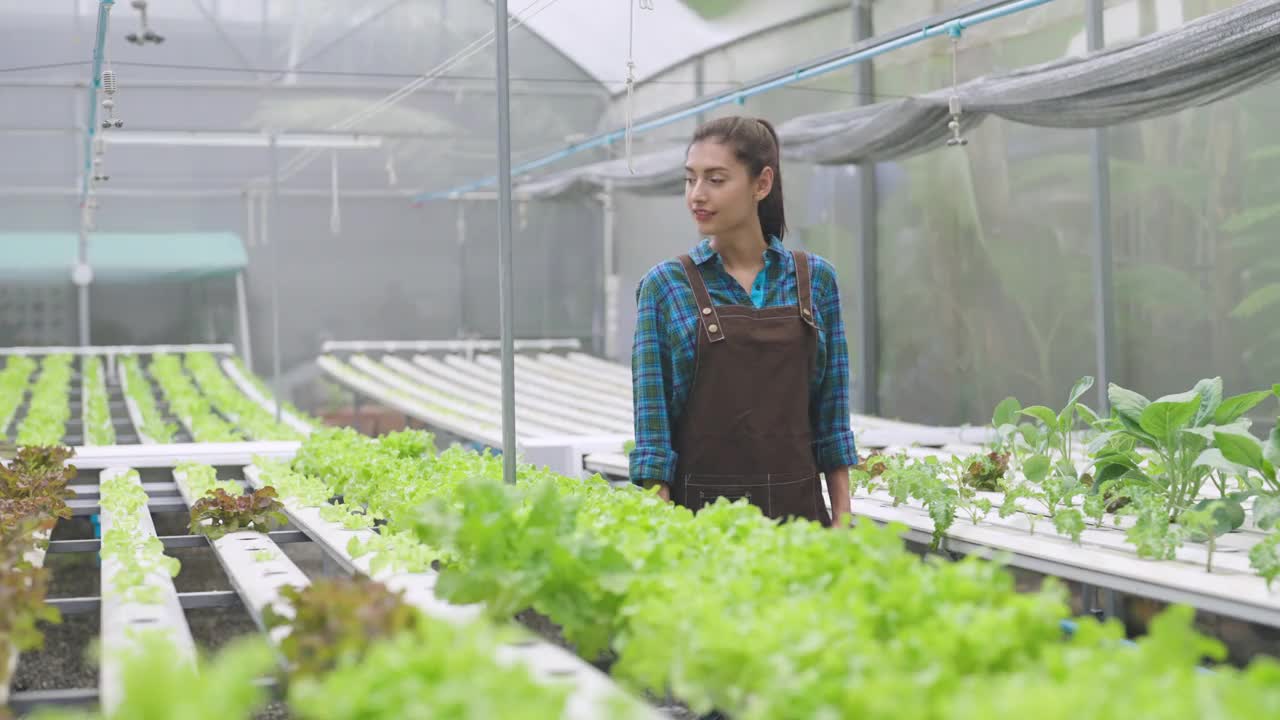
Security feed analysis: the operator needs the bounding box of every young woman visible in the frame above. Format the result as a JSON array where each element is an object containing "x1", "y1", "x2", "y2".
[{"x1": 629, "y1": 116, "x2": 856, "y2": 527}]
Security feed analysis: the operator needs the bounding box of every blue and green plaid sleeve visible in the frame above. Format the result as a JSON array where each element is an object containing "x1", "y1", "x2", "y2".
[
  {"x1": 808, "y1": 255, "x2": 859, "y2": 472},
  {"x1": 629, "y1": 264, "x2": 680, "y2": 485}
]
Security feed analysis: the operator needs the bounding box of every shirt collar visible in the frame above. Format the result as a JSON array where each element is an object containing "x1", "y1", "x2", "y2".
[{"x1": 689, "y1": 236, "x2": 788, "y2": 267}]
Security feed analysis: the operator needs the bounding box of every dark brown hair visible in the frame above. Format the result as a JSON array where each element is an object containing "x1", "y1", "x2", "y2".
[{"x1": 689, "y1": 116, "x2": 786, "y2": 240}]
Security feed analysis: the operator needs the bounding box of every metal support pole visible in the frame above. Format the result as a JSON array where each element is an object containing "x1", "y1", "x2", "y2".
[
  {"x1": 76, "y1": 228, "x2": 91, "y2": 347},
  {"x1": 1087, "y1": 0, "x2": 1115, "y2": 414},
  {"x1": 852, "y1": 0, "x2": 879, "y2": 415},
  {"x1": 75, "y1": 0, "x2": 115, "y2": 347},
  {"x1": 268, "y1": 134, "x2": 283, "y2": 425},
  {"x1": 245, "y1": 190, "x2": 256, "y2": 248},
  {"x1": 456, "y1": 201, "x2": 467, "y2": 339},
  {"x1": 235, "y1": 270, "x2": 253, "y2": 371},
  {"x1": 601, "y1": 182, "x2": 619, "y2": 359},
  {"x1": 494, "y1": 0, "x2": 518, "y2": 483}
]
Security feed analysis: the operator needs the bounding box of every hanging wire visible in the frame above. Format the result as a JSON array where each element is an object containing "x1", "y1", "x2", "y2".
[
  {"x1": 946, "y1": 24, "x2": 968, "y2": 147},
  {"x1": 624, "y1": 0, "x2": 655, "y2": 174}
]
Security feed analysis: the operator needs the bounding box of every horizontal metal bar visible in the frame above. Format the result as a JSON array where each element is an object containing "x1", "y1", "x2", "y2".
[
  {"x1": 321, "y1": 337, "x2": 583, "y2": 354},
  {"x1": 45, "y1": 596, "x2": 101, "y2": 615},
  {"x1": 68, "y1": 496, "x2": 189, "y2": 516},
  {"x1": 8, "y1": 687, "x2": 99, "y2": 712},
  {"x1": 0, "y1": 124, "x2": 466, "y2": 140},
  {"x1": 8, "y1": 678, "x2": 281, "y2": 713},
  {"x1": 46, "y1": 590, "x2": 244, "y2": 615},
  {"x1": 47, "y1": 538, "x2": 103, "y2": 553},
  {"x1": 0, "y1": 343, "x2": 236, "y2": 356},
  {"x1": 46, "y1": 530, "x2": 310, "y2": 553},
  {"x1": 416, "y1": 0, "x2": 1057, "y2": 200},
  {"x1": 67, "y1": 481, "x2": 178, "y2": 499},
  {"x1": 0, "y1": 76, "x2": 602, "y2": 97},
  {"x1": 0, "y1": 184, "x2": 428, "y2": 200},
  {"x1": 177, "y1": 589, "x2": 243, "y2": 610}
]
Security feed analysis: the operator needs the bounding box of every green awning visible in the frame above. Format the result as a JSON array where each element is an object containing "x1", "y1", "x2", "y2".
[{"x1": 0, "y1": 232, "x2": 247, "y2": 283}]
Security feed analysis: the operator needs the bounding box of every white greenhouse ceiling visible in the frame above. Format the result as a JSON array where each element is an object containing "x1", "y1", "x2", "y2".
[{"x1": 493, "y1": 0, "x2": 850, "y2": 93}]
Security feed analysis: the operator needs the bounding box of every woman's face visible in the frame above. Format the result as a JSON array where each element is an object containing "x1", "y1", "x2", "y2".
[{"x1": 685, "y1": 140, "x2": 772, "y2": 237}]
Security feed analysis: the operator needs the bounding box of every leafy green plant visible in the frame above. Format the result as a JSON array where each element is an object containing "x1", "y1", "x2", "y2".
[
  {"x1": 81, "y1": 357, "x2": 115, "y2": 446},
  {"x1": 175, "y1": 462, "x2": 241, "y2": 499},
  {"x1": 0, "y1": 356, "x2": 37, "y2": 435},
  {"x1": 852, "y1": 451, "x2": 959, "y2": 548},
  {"x1": 0, "y1": 516, "x2": 59, "y2": 683},
  {"x1": 347, "y1": 531, "x2": 437, "y2": 576},
  {"x1": 1052, "y1": 508, "x2": 1086, "y2": 544},
  {"x1": 938, "y1": 605, "x2": 1280, "y2": 720},
  {"x1": 227, "y1": 355, "x2": 321, "y2": 429},
  {"x1": 29, "y1": 631, "x2": 275, "y2": 720},
  {"x1": 1249, "y1": 534, "x2": 1280, "y2": 589},
  {"x1": 119, "y1": 355, "x2": 177, "y2": 444},
  {"x1": 1123, "y1": 489, "x2": 1186, "y2": 561},
  {"x1": 274, "y1": 427, "x2": 1280, "y2": 720},
  {"x1": 377, "y1": 428, "x2": 436, "y2": 459},
  {"x1": 264, "y1": 575, "x2": 421, "y2": 678},
  {"x1": 99, "y1": 471, "x2": 180, "y2": 604},
  {"x1": 183, "y1": 352, "x2": 301, "y2": 441},
  {"x1": 318, "y1": 501, "x2": 379, "y2": 530},
  {"x1": 1092, "y1": 378, "x2": 1269, "y2": 527},
  {"x1": 148, "y1": 354, "x2": 243, "y2": 443},
  {"x1": 16, "y1": 354, "x2": 74, "y2": 446},
  {"x1": 253, "y1": 457, "x2": 331, "y2": 507},
  {"x1": 1177, "y1": 499, "x2": 1240, "y2": 573},
  {"x1": 992, "y1": 376, "x2": 1097, "y2": 475},
  {"x1": 189, "y1": 487, "x2": 287, "y2": 540},
  {"x1": 284, "y1": 609, "x2": 571, "y2": 720},
  {"x1": 0, "y1": 446, "x2": 77, "y2": 523},
  {"x1": 960, "y1": 451, "x2": 1010, "y2": 491},
  {"x1": 0, "y1": 446, "x2": 74, "y2": 685}
]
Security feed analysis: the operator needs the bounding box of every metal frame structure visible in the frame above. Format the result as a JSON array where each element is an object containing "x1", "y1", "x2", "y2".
[
  {"x1": 317, "y1": 344, "x2": 995, "y2": 478},
  {"x1": 416, "y1": 0, "x2": 1060, "y2": 200},
  {"x1": 12, "y1": 0, "x2": 1131, "y2": 425},
  {"x1": 238, "y1": 463, "x2": 664, "y2": 718},
  {"x1": 14, "y1": 457, "x2": 661, "y2": 715},
  {"x1": 96, "y1": 467, "x2": 197, "y2": 713}
]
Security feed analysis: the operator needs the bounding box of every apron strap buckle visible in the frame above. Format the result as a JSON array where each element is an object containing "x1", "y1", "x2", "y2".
[{"x1": 679, "y1": 254, "x2": 728, "y2": 343}]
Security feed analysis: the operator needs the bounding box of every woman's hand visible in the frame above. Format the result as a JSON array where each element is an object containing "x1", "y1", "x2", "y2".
[{"x1": 644, "y1": 480, "x2": 671, "y2": 502}]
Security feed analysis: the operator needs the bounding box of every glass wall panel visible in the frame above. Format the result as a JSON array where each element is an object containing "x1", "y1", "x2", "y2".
[
  {"x1": 873, "y1": 3, "x2": 1098, "y2": 425},
  {"x1": 1107, "y1": 0, "x2": 1280, "y2": 409}
]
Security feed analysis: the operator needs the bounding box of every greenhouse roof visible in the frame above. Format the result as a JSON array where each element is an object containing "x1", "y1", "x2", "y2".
[
  {"x1": 0, "y1": 232, "x2": 248, "y2": 283},
  {"x1": 512, "y1": 0, "x2": 857, "y2": 92}
]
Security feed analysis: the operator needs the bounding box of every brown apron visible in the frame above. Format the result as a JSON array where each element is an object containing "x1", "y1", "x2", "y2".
[{"x1": 671, "y1": 250, "x2": 831, "y2": 527}]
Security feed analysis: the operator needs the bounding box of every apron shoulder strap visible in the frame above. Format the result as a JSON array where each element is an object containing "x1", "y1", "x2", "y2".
[
  {"x1": 791, "y1": 251, "x2": 818, "y2": 328},
  {"x1": 677, "y1": 254, "x2": 727, "y2": 343}
]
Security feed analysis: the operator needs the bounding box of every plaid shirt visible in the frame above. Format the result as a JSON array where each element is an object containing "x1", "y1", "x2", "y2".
[{"x1": 630, "y1": 236, "x2": 857, "y2": 485}]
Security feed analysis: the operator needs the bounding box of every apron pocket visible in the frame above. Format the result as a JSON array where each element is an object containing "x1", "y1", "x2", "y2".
[
  {"x1": 681, "y1": 475, "x2": 759, "y2": 514},
  {"x1": 765, "y1": 474, "x2": 828, "y2": 525},
  {"x1": 681, "y1": 472, "x2": 825, "y2": 525}
]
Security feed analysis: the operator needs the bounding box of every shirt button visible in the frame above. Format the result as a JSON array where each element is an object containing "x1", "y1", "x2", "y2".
[
  {"x1": 708, "y1": 324, "x2": 719, "y2": 333},
  {"x1": 701, "y1": 307, "x2": 712, "y2": 316}
]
